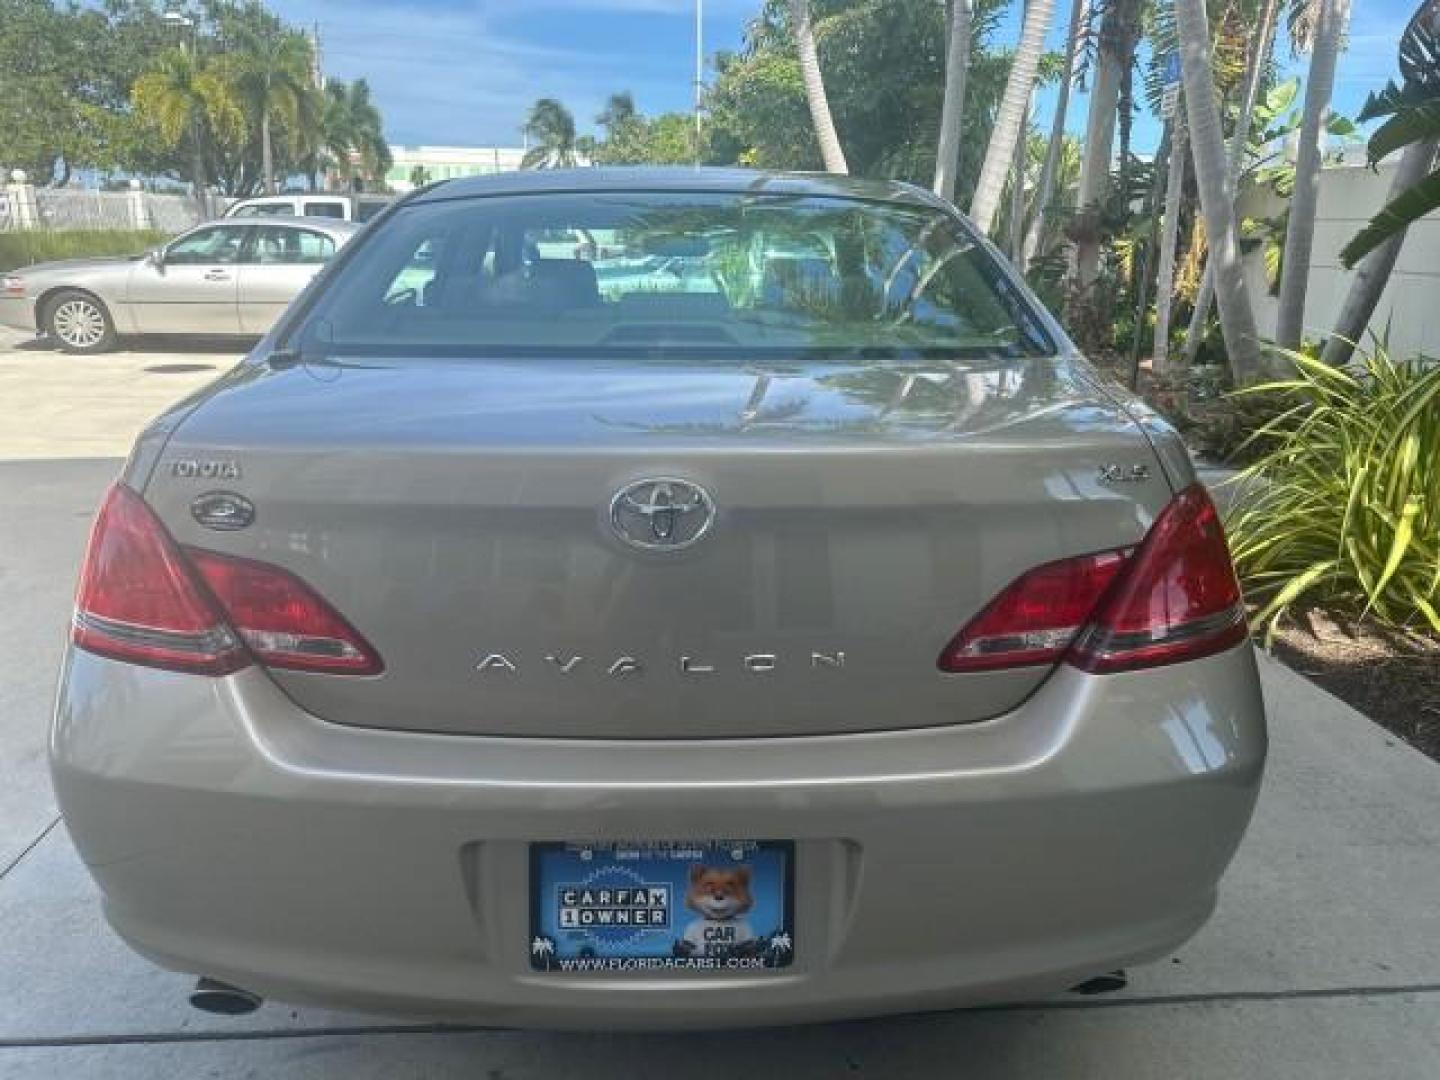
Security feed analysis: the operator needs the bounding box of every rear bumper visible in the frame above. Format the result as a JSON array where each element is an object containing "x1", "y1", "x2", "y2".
[{"x1": 52, "y1": 643, "x2": 1266, "y2": 1030}]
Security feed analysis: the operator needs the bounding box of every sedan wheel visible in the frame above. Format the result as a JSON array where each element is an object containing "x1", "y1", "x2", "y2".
[{"x1": 47, "y1": 291, "x2": 117, "y2": 354}]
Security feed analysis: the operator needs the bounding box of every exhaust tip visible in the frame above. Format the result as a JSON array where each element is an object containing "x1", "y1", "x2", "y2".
[
  {"x1": 189, "y1": 977, "x2": 263, "y2": 1015},
  {"x1": 1069, "y1": 969, "x2": 1128, "y2": 996}
]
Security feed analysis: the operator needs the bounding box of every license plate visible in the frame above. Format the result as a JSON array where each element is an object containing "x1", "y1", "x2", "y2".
[{"x1": 529, "y1": 841, "x2": 795, "y2": 973}]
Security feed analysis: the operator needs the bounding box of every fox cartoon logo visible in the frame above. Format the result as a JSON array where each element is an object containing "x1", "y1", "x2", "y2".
[{"x1": 677, "y1": 864, "x2": 757, "y2": 958}]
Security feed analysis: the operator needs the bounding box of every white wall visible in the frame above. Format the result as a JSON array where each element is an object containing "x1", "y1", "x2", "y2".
[{"x1": 1239, "y1": 159, "x2": 1440, "y2": 360}]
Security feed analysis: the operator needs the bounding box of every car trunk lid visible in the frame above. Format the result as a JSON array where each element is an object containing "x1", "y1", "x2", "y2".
[{"x1": 144, "y1": 354, "x2": 1173, "y2": 739}]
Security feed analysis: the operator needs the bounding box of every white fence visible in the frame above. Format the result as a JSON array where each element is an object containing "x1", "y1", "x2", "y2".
[
  {"x1": 33, "y1": 189, "x2": 136, "y2": 230},
  {"x1": 1, "y1": 171, "x2": 217, "y2": 234}
]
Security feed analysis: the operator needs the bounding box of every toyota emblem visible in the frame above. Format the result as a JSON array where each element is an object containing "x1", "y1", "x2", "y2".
[{"x1": 609, "y1": 478, "x2": 715, "y2": 551}]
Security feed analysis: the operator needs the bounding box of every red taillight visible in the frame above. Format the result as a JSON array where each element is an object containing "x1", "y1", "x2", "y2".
[
  {"x1": 74, "y1": 483, "x2": 381, "y2": 677},
  {"x1": 938, "y1": 549, "x2": 1131, "y2": 672},
  {"x1": 186, "y1": 548, "x2": 382, "y2": 675},
  {"x1": 938, "y1": 484, "x2": 1247, "y2": 676},
  {"x1": 1069, "y1": 485, "x2": 1246, "y2": 673},
  {"x1": 73, "y1": 484, "x2": 248, "y2": 676}
]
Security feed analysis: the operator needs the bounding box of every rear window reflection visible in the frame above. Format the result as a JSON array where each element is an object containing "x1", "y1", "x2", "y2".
[{"x1": 300, "y1": 192, "x2": 1054, "y2": 360}]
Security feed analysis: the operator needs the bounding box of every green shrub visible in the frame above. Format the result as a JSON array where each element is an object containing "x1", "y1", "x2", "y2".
[
  {"x1": 0, "y1": 230, "x2": 169, "y2": 272},
  {"x1": 1171, "y1": 382, "x2": 1298, "y2": 465},
  {"x1": 1227, "y1": 346, "x2": 1440, "y2": 640}
]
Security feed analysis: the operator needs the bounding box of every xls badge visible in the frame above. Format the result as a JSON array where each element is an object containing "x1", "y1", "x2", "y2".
[{"x1": 1097, "y1": 462, "x2": 1152, "y2": 485}]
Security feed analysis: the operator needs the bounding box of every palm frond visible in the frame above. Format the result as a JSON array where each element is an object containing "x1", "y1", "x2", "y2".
[
  {"x1": 1339, "y1": 165, "x2": 1440, "y2": 268},
  {"x1": 1365, "y1": 96, "x2": 1440, "y2": 164},
  {"x1": 1399, "y1": 0, "x2": 1440, "y2": 89}
]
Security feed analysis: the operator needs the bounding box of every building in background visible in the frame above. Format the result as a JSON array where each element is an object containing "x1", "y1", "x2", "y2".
[
  {"x1": 1239, "y1": 159, "x2": 1440, "y2": 364},
  {"x1": 384, "y1": 146, "x2": 529, "y2": 191}
]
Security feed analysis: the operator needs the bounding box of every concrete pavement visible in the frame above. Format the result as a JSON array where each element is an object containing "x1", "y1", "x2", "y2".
[
  {"x1": 0, "y1": 336, "x2": 1437, "y2": 1077},
  {"x1": 0, "y1": 327, "x2": 236, "y2": 460}
]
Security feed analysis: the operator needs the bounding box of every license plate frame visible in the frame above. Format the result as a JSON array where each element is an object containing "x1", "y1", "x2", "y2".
[{"x1": 528, "y1": 840, "x2": 795, "y2": 973}]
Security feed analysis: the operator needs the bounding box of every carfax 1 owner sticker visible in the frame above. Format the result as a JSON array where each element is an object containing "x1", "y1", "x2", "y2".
[{"x1": 529, "y1": 841, "x2": 795, "y2": 972}]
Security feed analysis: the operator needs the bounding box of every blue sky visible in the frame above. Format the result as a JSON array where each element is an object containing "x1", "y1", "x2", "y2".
[
  {"x1": 267, "y1": 0, "x2": 753, "y2": 148},
  {"x1": 269, "y1": 0, "x2": 1419, "y2": 153}
]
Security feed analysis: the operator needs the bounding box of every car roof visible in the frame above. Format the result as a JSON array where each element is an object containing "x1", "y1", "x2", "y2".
[
  {"x1": 232, "y1": 193, "x2": 373, "y2": 203},
  {"x1": 408, "y1": 167, "x2": 946, "y2": 211},
  {"x1": 199, "y1": 216, "x2": 364, "y2": 237}
]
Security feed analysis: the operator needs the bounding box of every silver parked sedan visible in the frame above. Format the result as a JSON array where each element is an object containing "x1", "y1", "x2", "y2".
[
  {"x1": 0, "y1": 217, "x2": 360, "y2": 353},
  {"x1": 52, "y1": 169, "x2": 1265, "y2": 1029}
]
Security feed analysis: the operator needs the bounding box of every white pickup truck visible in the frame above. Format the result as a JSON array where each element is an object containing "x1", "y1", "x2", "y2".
[{"x1": 223, "y1": 192, "x2": 391, "y2": 223}]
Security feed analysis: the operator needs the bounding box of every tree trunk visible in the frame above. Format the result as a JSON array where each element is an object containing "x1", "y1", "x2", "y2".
[
  {"x1": 1022, "y1": 0, "x2": 1086, "y2": 269},
  {"x1": 1153, "y1": 115, "x2": 1189, "y2": 376},
  {"x1": 1072, "y1": 61, "x2": 1120, "y2": 286},
  {"x1": 933, "y1": 0, "x2": 974, "y2": 202},
  {"x1": 1321, "y1": 136, "x2": 1440, "y2": 365},
  {"x1": 1176, "y1": 0, "x2": 1265, "y2": 383},
  {"x1": 1125, "y1": 122, "x2": 1173, "y2": 388},
  {"x1": 1072, "y1": 4, "x2": 1123, "y2": 288},
  {"x1": 970, "y1": 0, "x2": 1055, "y2": 235},
  {"x1": 262, "y1": 109, "x2": 277, "y2": 195},
  {"x1": 1181, "y1": 0, "x2": 1280, "y2": 366},
  {"x1": 1275, "y1": 0, "x2": 1349, "y2": 349},
  {"x1": 190, "y1": 116, "x2": 208, "y2": 217},
  {"x1": 789, "y1": 0, "x2": 848, "y2": 174},
  {"x1": 1006, "y1": 89, "x2": 1033, "y2": 260}
]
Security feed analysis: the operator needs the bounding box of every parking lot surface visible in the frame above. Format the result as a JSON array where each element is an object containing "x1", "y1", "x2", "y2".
[
  {"x1": 0, "y1": 328, "x2": 236, "y2": 460},
  {"x1": 1, "y1": 331, "x2": 1437, "y2": 1077}
]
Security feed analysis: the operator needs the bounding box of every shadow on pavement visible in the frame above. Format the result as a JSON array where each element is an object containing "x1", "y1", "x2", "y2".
[
  {"x1": 142, "y1": 363, "x2": 220, "y2": 374},
  {"x1": 17, "y1": 335, "x2": 255, "y2": 357}
]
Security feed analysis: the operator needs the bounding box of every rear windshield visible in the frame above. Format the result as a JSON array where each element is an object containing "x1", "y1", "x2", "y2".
[
  {"x1": 295, "y1": 192, "x2": 1054, "y2": 361},
  {"x1": 230, "y1": 202, "x2": 296, "y2": 218},
  {"x1": 303, "y1": 201, "x2": 347, "y2": 219},
  {"x1": 355, "y1": 200, "x2": 390, "y2": 222}
]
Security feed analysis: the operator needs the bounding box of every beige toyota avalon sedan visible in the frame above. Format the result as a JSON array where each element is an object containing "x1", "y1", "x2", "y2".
[{"x1": 52, "y1": 168, "x2": 1266, "y2": 1029}]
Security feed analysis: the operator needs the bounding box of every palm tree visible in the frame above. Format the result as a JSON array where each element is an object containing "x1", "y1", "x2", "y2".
[
  {"x1": 1005, "y1": 96, "x2": 1035, "y2": 259},
  {"x1": 318, "y1": 81, "x2": 356, "y2": 188},
  {"x1": 933, "y1": 0, "x2": 975, "y2": 202},
  {"x1": 594, "y1": 91, "x2": 642, "y2": 165},
  {"x1": 1324, "y1": 0, "x2": 1440, "y2": 364},
  {"x1": 351, "y1": 80, "x2": 392, "y2": 185},
  {"x1": 970, "y1": 0, "x2": 1055, "y2": 235},
  {"x1": 789, "y1": 0, "x2": 848, "y2": 173},
  {"x1": 1152, "y1": 113, "x2": 1189, "y2": 375},
  {"x1": 1022, "y1": 0, "x2": 1086, "y2": 268},
  {"x1": 132, "y1": 47, "x2": 246, "y2": 212},
  {"x1": 232, "y1": 27, "x2": 317, "y2": 195},
  {"x1": 597, "y1": 91, "x2": 638, "y2": 135},
  {"x1": 1176, "y1": 0, "x2": 1266, "y2": 383},
  {"x1": 322, "y1": 78, "x2": 391, "y2": 189},
  {"x1": 1072, "y1": 0, "x2": 1144, "y2": 288},
  {"x1": 521, "y1": 98, "x2": 580, "y2": 169},
  {"x1": 1275, "y1": 0, "x2": 1350, "y2": 348},
  {"x1": 1181, "y1": 0, "x2": 1282, "y2": 367}
]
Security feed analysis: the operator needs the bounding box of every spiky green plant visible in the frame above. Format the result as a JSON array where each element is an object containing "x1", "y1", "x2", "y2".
[{"x1": 1226, "y1": 345, "x2": 1440, "y2": 639}]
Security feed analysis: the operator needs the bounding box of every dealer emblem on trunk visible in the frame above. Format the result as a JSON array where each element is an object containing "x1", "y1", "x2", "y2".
[{"x1": 609, "y1": 478, "x2": 715, "y2": 551}]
